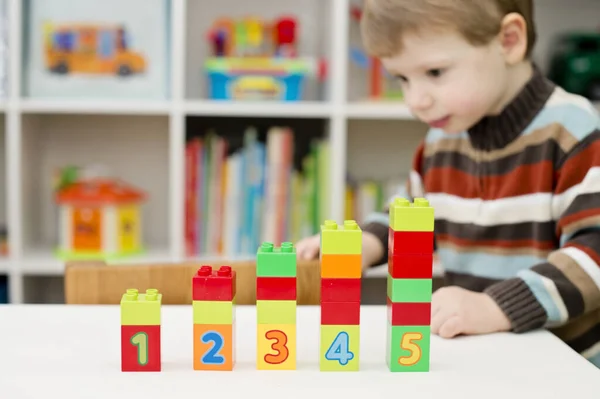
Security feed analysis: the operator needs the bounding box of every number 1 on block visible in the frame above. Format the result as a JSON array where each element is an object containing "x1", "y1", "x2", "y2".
[
  {"x1": 121, "y1": 325, "x2": 161, "y2": 372},
  {"x1": 320, "y1": 325, "x2": 359, "y2": 371}
]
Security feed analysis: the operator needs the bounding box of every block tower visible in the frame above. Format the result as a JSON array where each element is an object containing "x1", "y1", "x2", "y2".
[
  {"x1": 319, "y1": 220, "x2": 362, "y2": 371},
  {"x1": 120, "y1": 288, "x2": 162, "y2": 372},
  {"x1": 192, "y1": 265, "x2": 236, "y2": 371},
  {"x1": 386, "y1": 197, "x2": 434, "y2": 372},
  {"x1": 256, "y1": 241, "x2": 297, "y2": 370}
]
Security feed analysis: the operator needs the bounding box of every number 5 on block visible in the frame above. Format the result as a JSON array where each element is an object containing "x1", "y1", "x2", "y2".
[
  {"x1": 257, "y1": 325, "x2": 296, "y2": 370},
  {"x1": 386, "y1": 326, "x2": 430, "y2": 372}
]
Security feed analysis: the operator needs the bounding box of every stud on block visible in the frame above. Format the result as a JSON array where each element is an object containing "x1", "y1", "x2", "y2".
[
  {"x1": 192, "y1": 265, "x2": 236, "y2": 301},
  {"x1": 320, "y1": 220, "x2": 362, "y2": 255},
  {"x1": 256, "y1": 242, "x2": 297, "y2": 277},
  {"x1": 120, "y1": 288, "x2": 162, "y2": 372},
  {"x1": 389, "y1": 197, "x2": 434, "y2": 232}
]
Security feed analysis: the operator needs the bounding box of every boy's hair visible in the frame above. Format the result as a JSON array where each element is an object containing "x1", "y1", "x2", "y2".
[{"x1": 361, "y1": 0, "x2": 536, "y2": 58}]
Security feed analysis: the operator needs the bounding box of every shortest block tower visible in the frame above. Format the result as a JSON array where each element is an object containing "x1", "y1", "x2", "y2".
[
  {"x1": 192, "y1": 265, "x2": 237, "y2": 371},
  {"x1": 120, "y1": 288, "x2": 162, "y2": 372}
]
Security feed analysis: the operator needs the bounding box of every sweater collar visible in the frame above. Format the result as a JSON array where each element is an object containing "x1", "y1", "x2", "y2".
[{"x1": 467, "y1": 64, "x2": 556, "y2": 151}]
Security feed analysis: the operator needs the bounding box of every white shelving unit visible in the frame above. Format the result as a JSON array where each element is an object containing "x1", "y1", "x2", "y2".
[{"x1": 1, "y1": 0, "x2": 599, "y2": 303}]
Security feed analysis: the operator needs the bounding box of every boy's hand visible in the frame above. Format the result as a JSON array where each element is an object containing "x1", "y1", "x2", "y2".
[
  {"x1": 296, "y1": 234, "x2": 321, "y2": 260},
  {"x1": 431, "y1": 286, "x2": 512, "y2": 338}
]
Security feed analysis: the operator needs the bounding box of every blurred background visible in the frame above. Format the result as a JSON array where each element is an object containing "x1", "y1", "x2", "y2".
[{"x1": 0, "y1": 0, "x2": 599, "y2": 305}]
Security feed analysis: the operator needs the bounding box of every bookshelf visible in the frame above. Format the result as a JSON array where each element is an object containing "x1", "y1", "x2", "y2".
[{"x1": 0, "y1": 0, "x2": 599, "y2": 303}]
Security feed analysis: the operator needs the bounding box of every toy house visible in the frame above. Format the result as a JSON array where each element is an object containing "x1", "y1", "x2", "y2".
[{"x1": 55, "y1": 178, "x2": 146, "y2": 260}]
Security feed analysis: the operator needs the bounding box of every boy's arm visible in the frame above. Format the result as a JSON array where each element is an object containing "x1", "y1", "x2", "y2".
[{"x1": 484, "y1": 129, "x2": 600, "y2": 333}]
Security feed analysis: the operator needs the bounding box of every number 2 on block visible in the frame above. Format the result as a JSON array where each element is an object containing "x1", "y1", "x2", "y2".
[
  {"x1": 325, "y1": 332, "x2": 354, "y2": 366},
  {"x1": 399, "y1": 332, "x2": 422, "y2": 366},
  {"x1": 264, "y1": 330, "x2": 289, "y2": 364},
  {"x1": 130, "y1": 332, "x2": 149, "y2": 366},
  {"x1": 201, "y1": 331, "x2": 225, "y2": 364}
]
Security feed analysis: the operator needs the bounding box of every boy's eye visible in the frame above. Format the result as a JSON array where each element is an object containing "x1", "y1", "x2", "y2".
[
  {"x1": 395, "y1": 75, "x2": 408, "y2": 83},
  {"x1": 427, "y1": 69, "x2": 444, "y2": 77}
]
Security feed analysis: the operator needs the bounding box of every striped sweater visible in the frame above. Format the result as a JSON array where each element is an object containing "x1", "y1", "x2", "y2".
[{"x1": 363, "y1": 66, "x2": 600, "y2": 367}]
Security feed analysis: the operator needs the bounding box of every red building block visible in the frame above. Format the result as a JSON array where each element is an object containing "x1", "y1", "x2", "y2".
[
  {"x1": 121, "y1": 325, "x2": 161, "y2": 372},
  {"x1": 388, "y1": 253, "x2": 433, "y2": 279},
  {"x1": 256, "y1": 276, "x2": 297, "y2": 300},
  {"x1": 321, "y1": 301, "x2": 360, "y2": 325},
  {"x1": 386, "y1": 298, "x2": 431, "y2": 326},
  {"x1": 192, "y1": 265, "x2": 236, "y2": 301},
  {"x1": 321, "y1": 278, "x2": 361, "y2": 302},
  {"x1": 388, "y1": 228, "x2": 434, "y2": 255}
]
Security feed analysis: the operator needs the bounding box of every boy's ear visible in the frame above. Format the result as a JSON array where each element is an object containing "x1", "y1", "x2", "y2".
[{"x1": 499, "y1": 12, "x2": 528, "y2": 64}]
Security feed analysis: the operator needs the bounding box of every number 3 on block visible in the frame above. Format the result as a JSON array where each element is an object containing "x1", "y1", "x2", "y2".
[
  {"x1": 264, "y1": 330, "x2": 289, "y2": 364},
  {"x1": 399, "y1": 332, "x2": 422, "y2": 366}
]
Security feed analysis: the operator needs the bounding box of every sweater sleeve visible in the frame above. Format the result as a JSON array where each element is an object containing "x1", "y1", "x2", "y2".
[
  {"x1": 485, "y1": 129, "x2": 600, "y2": 333},
  {"x1": 361, "y1": 140, "x2": 429, "y2": 267}
]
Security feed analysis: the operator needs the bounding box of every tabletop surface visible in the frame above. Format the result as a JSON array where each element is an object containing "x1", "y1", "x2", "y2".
[{"x1": 1, "y1": 304, "x2": 599, "y2": 399}]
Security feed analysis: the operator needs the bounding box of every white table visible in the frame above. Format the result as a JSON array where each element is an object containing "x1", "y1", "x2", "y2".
[{"x1": 1, "y1": 305, "x2": 599, "y2": 399}]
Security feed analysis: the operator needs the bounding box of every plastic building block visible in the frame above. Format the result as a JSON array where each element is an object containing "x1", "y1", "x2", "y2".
[
  {"x1": 120, "y1": 288, "x2": 162, "y2": 326},
  {"x1": 386, "y1": 325, "x2": 430, "y2": 372},
  {"x1": 120, "y1": 288, "x2": 162, "y2": 372},
  {"x1": 193, "y1": 300, "x2": 234, "y2": 324},
  {"x1": 256, "y1": 241, "x2": 297, "y2": 370},
  {"x1": 387, "y1": 276, "x2": 432, "y2": 302},
  {"x1": 193, "y1": 323, "x2": 234, "y2": 371},
  {"x1": 257, "y1": 324, "x2": 296, "y2": 370},
  {"x1": 319, "y1": 219, "x2": 362, "y2": 371},
  {"x1": 256, "y1": 242, "x2": 297, "y2": 277},
  {"x1": 320, "y1": 220, "x2": 362, "y2": 254},
  {"x1": 386, "y1": 197, "x2": 434, "y2": 372},
  {"x1": 388, "y1": 253, "x2": 433, "y2": 279},
  {"x1": 321, "y1": 278, "x2": 361, "y2": 302},
  {"x1": 321, "y1": 302, "x2": 360, "y2": 325},
  {"x1": 256, "y1": 277, "x2": 296, "y2": 300},
  {"x1": 387, "y1": 298, "x2": 431, "y2": 326},
  {"x1": 192, "y1": 265, "x2": 236, "y2": 301},
  {"x1": 389, "y1": 197, "x2": 434, "y2": 232},
  {"x1": 320, "y1": 325, "x2": 359, "y2": 371},
  {"x1": 257, "y1": 300, "x2": 297, "y2": 324},
  {"x1": 320, "y1": 254, "x2": 362, "y2": 278},
  {"x1": 388, "y1": 229, "x2": 434, "y2": 254},
  {"x1": 192, "y1": 266, "x2": 236, "y2": 371}
]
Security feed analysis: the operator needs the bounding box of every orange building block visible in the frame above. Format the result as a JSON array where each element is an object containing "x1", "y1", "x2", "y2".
[
  {"x1": 320, "y1": 254, "x2": 361, "y2": 278},
  {"x1": 193, "y1": 323, "x2": 234, "y2": 371}
]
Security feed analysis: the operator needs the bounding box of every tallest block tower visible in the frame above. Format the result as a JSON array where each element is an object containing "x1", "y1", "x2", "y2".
[
  {"x1": 319, "y1": 220, "x2": 362, "y2": 371},
  {"x1": 386, "y1": 198, "x2": 434, "y2": 372}
]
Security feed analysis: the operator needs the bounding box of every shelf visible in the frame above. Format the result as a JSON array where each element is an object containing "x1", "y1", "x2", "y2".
[
  {"x1": 19, "y1": 99, "x2": 172, "y2": 115},
  {"x1": 345, "y1": 101, "x2": 416, "y2": 120},
  {"x1": 0, "y1": 258, "x2": 8, "y2": 273},
  {"x1": 185, "y1": 100, "x2": 333, "y2": 118},
  {"x1": 20, "y1": 247, "x2": 173, "y2": 275}
]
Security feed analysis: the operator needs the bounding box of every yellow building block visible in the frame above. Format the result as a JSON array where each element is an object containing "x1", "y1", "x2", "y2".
[
  {"x1": 256, "y1": 300, "x2": 296, "y2": 324},
  {"x1": 120, "y1": 288, "x2": 162, "y2": 325},
  {"x1": 389, "y1": 197, "x2": 434, "y2": 232},
  {"x1": 257, "y1": 324, "x2": 296, "y2": 370},
  {"x1": 193, "y1": 300, "x2": 234, "y2": 324},
  {"x1": 320, "y1": 324, "x2": 360, "y2": 371},
  {"x1": 320, "y1": 220, "x2": 362, "y2": 255}
]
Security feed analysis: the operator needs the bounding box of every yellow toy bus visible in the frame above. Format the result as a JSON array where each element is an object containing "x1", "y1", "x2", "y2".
[{"x1": 43, "y1": 22, "x2": 146, "y2": 77}]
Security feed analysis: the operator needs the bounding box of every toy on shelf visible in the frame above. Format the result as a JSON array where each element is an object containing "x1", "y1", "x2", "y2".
[
  {"x1": 386, "y1": 198, "x2": 434, "y2": 372},
  {"x1": 192, "y1": 265, "x2": 237, "y2": 371},
  {"x1": 256, "y1": 242, "x2": 297, "y2": 370},
  {"x1": 204, "y1": 15, "x2": 326, "y2": 101},
  {"x1": 120, "y1": 288, "x2": 162, "y2": 372},
  {"x1": 54, "y1": 170, "x2": 147, "y2": 261},
  {"x1": 319, "y1": 220, "x2": 362, "y2": 371}
]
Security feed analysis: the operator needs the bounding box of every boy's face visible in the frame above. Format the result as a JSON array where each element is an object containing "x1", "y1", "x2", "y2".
[{"x1": 381, "y1": 29, "x2": 511, "y2": 134}]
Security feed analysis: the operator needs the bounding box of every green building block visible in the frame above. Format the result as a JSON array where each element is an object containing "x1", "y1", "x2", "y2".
[
  {"x1": 386, "y1": 324, "x2": 430, "y2": 372},
  {"x1": 256, "y1": 300, "x2": 296, "y2": 324},
  {"x1": 319, "y1": 325, "x2": 360, "y2": 371},
  {"x1": 390, "y1": 197, "x2": 434, "y2": 232},
  {"x1": 387, "y1": 276, "x2": 432, "y2": 302},
  {"x1": 256, "y1": 242, "x2": 297, "y2": 277},
  {"x1": 120, "y1": 288, "x2": 162, "y2": 325},
  {"x1": 192, "y1": 300, "x2": 234, "y2": 324},
  {"x1": 320, "y1": 220, "x2": 362, "y2": 255}
]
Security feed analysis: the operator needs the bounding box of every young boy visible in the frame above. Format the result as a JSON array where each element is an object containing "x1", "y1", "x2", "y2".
[{"x1": 296, "y1": 0, "x2": 600, "y2": 367}]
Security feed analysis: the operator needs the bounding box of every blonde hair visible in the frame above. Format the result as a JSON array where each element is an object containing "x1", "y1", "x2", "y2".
[{"x1": 361, "y1": 0, "x2": 536, "y2": 58}]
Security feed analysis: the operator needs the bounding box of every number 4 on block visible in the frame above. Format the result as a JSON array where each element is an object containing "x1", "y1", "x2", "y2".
[{"x1": 320, "y1": 325, "x2": 359, "y2": 371}]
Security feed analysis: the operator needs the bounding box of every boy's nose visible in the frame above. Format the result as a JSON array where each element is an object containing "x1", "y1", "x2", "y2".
[{"x1": 405, "y1": 89, "x2": 433, "y2": 111}]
